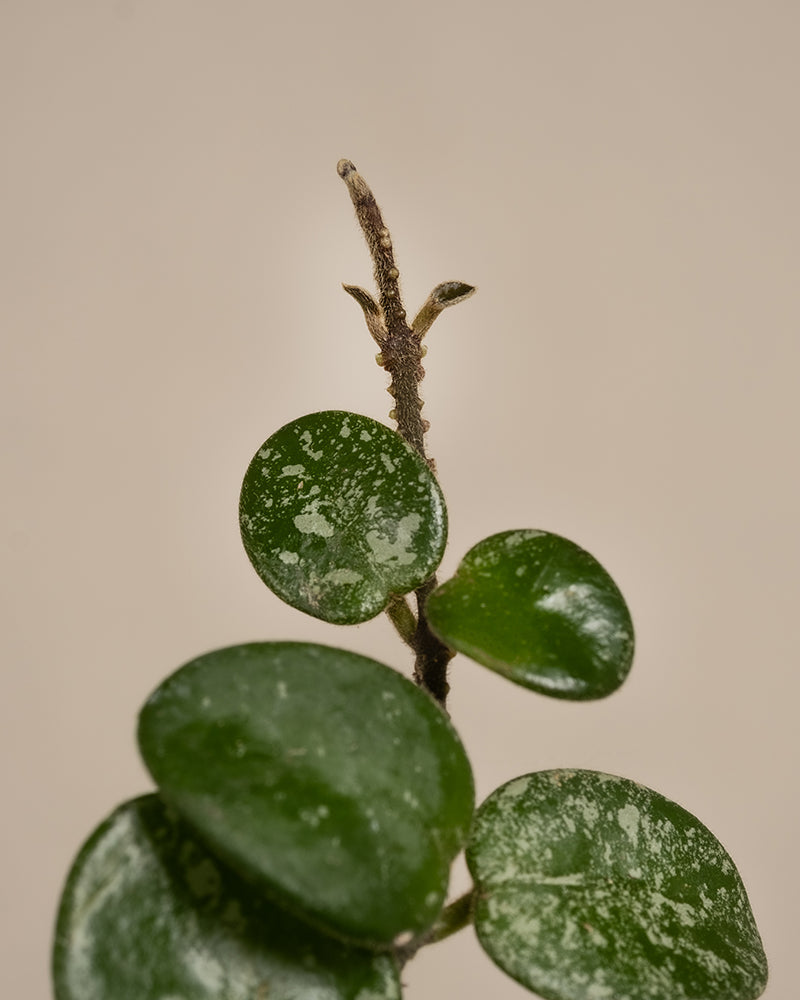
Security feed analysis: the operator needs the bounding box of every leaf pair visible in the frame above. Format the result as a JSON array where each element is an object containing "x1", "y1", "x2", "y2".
[
  {"x1": 54, "y1": 642, "x2": 475, "y2": 999},
  {"x1": 241, "y1": 411, "x2": 634, "y2": 701}
]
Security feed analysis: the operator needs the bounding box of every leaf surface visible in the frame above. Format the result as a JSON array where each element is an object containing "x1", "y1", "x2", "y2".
[
  {"x1": 138, "y1": 642, "x2": 474, "y2": 947},
  {"x1": 466, "y1": 769, "x2": 767, "y2": 1000},
  {"x1": 426, "y1": 530, "x2": 633, "y2": 699},
  {"x1": 53, "y1": 795, "x2": 401, "y2": 1000},
  {"x1": 240, "y1": 411, "x2": 446, "y2": 623}
]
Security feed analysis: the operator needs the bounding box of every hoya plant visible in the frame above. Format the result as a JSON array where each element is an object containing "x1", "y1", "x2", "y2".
[{"x1": 53, "y1": 160, "x2": 768, "y2": 1000}]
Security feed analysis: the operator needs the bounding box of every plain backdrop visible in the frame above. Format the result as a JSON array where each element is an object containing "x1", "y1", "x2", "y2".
[{"x1": 2, "y1": 2, "x2": 797, "y2": 998}]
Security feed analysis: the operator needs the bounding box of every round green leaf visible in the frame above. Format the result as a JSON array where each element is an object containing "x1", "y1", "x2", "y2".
[
  {"x1": 466, "y1": 770, "x2": 768, "y2": 1000},
  {"x1": 426, "y1": 529, "x2": 634, "y2": 699},
  {"x1": 240, "y1": 410, "x2": 447, "y2": 623},
  {"x1": 138, "y1": 642, "x2": 474, "y2": 947},
  {"x1": 53, "y1": 795, "x2": 401, "y2": 1000}
]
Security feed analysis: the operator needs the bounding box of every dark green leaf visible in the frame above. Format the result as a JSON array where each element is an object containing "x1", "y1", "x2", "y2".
[
  {"x1": 466, "y1": 770, "x2": 767, "y2": 1000},
  {"x1": 240, "y1": 411, "x2": 447, "y2": 624},
  {"x1": 138, "y1": 642, "x2": 474, "y2": 947},
  {"x1": 426, "y1": 530, "x2": 634, "y2": 699},
  {"x1": 53, "y1": 795, "x2": 401, "y2": 1000}
]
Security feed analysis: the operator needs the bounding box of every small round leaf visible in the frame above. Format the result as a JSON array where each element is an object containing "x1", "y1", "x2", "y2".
[
  {"x1": 138, "y1": 642, "x2": 474, "y2": 947},
  {"x1": 240, "y1": 411, "x2": 447, "y2": 623},
  {"x1": 53, "y1": 795, "x2": 401, "y2": 1000},
  {"x1": 466, "y1": 770, "x2": 768, "y2": 1000},
  {"x1": 426, "y1": 529, "x2": 634, "y2": 699}
]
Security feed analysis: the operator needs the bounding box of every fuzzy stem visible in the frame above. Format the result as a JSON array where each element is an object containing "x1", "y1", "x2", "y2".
[
  {"x1": 338, "y1": 159, "x2": 457, "y2": 708},
  {"x1": 337, "y1": 159, "x2": 430, "y2": 462}
]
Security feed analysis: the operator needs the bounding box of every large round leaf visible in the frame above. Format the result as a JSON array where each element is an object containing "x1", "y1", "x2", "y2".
[
  {"x1": 53, "y1": 795, "x2": 401, "y2": 1000},
  {"x1": 240, "y1": 410, "x2": 447, "y2": 623},
  {"x1": 466, "y1": 770, "x2": 768, "y2": 1000},
  {"x1": 426, "y1": 529, "x2": 634, "y2": 699},
  {"x1": 138, "y1": 642, "x2": 474, "y2": 947}
]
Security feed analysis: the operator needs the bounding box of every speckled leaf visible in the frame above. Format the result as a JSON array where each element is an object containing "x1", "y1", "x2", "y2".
[
  {"x1": 466, "y1": 770, "x2": 768, "y2": 1000},
  {"x1": 426, "y1": 530, "x2": 634, "y2": 699},
  {"x1": 240, "y1": 411, "x2": 447, "y2": 623},
  {"x1": 138, "y1": 642, "x2": 474, "y2": 947},
  {"x1": 53, "y1": 795, "x2": 401, "y2": 1000}
]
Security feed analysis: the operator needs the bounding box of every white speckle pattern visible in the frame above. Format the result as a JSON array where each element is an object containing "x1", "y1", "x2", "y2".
[
  {"x1": 299, "y1": 429, "x2": 323, "y2": 460},
  {"x1": 293, "y1": 511, "x2": 335, "y2": 538},
  {"x1": 322, "y1": 568, "x2": 362, "y2": 585},
  {"x1": 365, "y1": 513, "x2": 422, "y2": 565},
  {"x1": 402, "y1": 789, "x2": 420, "y2": 810},
  {"x1": 617, "y1": 804, "x2": 640, "y2": 848}
]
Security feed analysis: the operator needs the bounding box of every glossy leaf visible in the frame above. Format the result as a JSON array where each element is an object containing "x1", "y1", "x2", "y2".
[
  {"x1": 138, "y1": 642, "x2": 474, "y2": 947},
  {"x1": 240, "y1": 410, "x2": 447, "y2": 623},
  {"x1": 466, "y1": 770, "x2": 768, "y2": 1000},
  {"x1": 426, "y1": 529, "x2": 634, "y2": 699},
  {"x1": 53, "y1": 795, "x2": 401, "y2": 1000}
]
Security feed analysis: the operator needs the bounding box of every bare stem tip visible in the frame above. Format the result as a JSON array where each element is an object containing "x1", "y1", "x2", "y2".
[{"x1": 337, "y1": 159, "x2": 356, "y2": 179}]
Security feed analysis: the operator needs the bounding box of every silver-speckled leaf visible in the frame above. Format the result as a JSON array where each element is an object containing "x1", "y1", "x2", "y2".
[
  {"x1": 426, "y1": 530, "x2": 634, "y2": 699},
  {"x1": 53, "y1": 795, "x2": 402, "y2": 1000},
  {"x1": 466, "y1": 770, "x2": 767, "y2": 1000},
  {"x1": 240, "y1": 411, "x2": 446, "y2": 624}
]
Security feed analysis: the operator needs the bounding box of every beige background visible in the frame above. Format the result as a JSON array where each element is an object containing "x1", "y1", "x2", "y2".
[{"x1": 2, "y1": 2, "x2": 797, "y2": 998}]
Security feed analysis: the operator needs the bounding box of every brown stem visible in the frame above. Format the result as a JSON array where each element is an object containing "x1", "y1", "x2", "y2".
[
  {"x1": 337, "y1": 158, "x2": 457, "y2": 707},
  {"x1": 337, "y1": 159, "x2": 431, "y2": 463},
  {"x1": 413, "y1": 578, "x2": 452, "y2": 705}
]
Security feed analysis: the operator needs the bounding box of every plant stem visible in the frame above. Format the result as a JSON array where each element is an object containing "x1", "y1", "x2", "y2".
[
  {"x1": 385, "y1": 595, "x2": 417, "y2": 647},
  {"x1": 428, "y1": 889, "x2": 475, "y2": 944},
  {"x1": 337, "y1": 159, "x2": 430, "y2": 462},
  {"x1": 394, "y1": 890, "x2": 475, "y2": 966},
  {"x1": 412, "y1": 578, "x2": 452, "y2": 705},
  {"x1": 338, "y1": 159, "x2": 456, "y2": 708}
]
